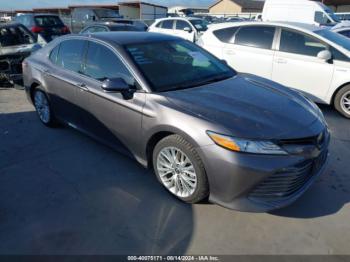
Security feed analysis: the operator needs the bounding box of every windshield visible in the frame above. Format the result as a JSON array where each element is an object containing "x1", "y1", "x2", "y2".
[
  {"x1": 190, "y1": 19, "x2": 208, "y2": 32},
  {"x1": 34, "y1": 16, "x2": 64, "y2": 27},
  {"x1": 95, "y1": 9, "x2": 120, "y2": 18},
  {"x1": 0, "y1": 25, "x2": 35, "y2": 47},
  {"x1": 125, "y1": 40, "x2": 235, "y2": 92},
  {"x1": 315, "y1": 29, "x2": 350, "y2": 52}
]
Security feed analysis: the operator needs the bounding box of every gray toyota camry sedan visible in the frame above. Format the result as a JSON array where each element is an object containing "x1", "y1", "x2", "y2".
[{"x1": 23, "y1": 32, "x2": 330, "y2": 212}]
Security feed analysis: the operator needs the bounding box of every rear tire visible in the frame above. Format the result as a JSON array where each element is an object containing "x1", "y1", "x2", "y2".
[
  {"x1": 33, "y1": 89, "x2": 57, "y2": 127},
  {"x1": 334, "y1": 85, "x2": 350, "y2": 119},
  {"x1": 153, "y1": 134, "x2": 209, "y2": 204}
]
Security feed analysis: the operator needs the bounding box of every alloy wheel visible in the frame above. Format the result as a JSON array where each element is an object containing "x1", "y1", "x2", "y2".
[
  {"x1": 34, "y1": 91, "x2": 51, "y2": 124},
  {"x1": 156, "y1": 147, "x2": 197, "y2": 198},
  {"x1": 341, "y1": 91, "x2": 350, "y2": 115}
]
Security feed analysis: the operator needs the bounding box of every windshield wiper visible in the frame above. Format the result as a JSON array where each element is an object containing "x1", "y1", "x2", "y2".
[{"x1": 166, "y1": 73, "x2": 233, "y2": 91}]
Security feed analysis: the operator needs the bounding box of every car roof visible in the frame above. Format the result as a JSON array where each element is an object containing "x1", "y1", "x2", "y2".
[
  {"x1": 71, "y1": 32, "x2": 180, "y2": 45},
  {"x1": 17, "y1": 13, "x2": 59, "y2": 17},
  {"x1": 156, "y1": 17, "x2": 203, "y2": 22},
  {"x1": 207, "y1": 21, "x2": 322, "y2": 32}
]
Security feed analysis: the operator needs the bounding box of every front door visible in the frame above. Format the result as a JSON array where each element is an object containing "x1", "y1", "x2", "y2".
[
  {"x1": 272, "y1": 28, "x2": 334, "y2": 102},
  {"x1": 75, "y1": 40, "x2": 145, "y2": 157}
]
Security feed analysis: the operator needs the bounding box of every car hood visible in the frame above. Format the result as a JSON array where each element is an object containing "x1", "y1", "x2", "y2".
[{"x1": 163, "y1": 74, "x2": 325, "y2": 140}]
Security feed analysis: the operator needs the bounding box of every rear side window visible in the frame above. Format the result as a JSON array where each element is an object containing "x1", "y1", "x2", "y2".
[
  {"x1": 84, "y1": 41, "x2": 134, "y2": 85},
  {"x1": 213, "y1": 27, "x2": 239, "y2": 43},
  {"x1": 279, "y1": 29, "x2": 328, "y2": 57},
  {"x1": 161, "y1": 20, "x2": 174, "y2": 29},
  {"x1": 56, "y1": 39, "x2": 86, "y2": 73},
  {"x1": 176, "y1": 20, "x2": 190, "y2": 30},
  {"x1": 34, "y1": 16, "x2": 64, "y2": 27},
  {"x1": 234, "y1": 26, "x2": 275, "y2": 49}
]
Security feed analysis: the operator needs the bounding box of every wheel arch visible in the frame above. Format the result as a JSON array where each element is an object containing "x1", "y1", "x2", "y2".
[
  {"x1": 145, "y1": 126, "x2": 203, "y2": 169},
  {"x1": 29, "y1": 80, "x2": 42, "y2": 103},
  {"x1": 331, "y1": 82, "x2": 350, "y2": 105}
]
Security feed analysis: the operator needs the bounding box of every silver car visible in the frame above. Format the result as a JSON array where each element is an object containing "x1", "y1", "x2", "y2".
[{"x1": 23, "y1": 32, "x2": 329, "y2": 212}]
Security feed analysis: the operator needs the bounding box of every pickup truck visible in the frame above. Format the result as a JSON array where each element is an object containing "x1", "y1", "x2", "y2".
[{"x1": 68, "y1": 7, "x2": 148, "y2": 33}]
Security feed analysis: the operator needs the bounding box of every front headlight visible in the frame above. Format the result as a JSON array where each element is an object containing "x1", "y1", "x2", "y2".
[{"x1": 207, "y1": 131, "x2": 288, "y2": 155}]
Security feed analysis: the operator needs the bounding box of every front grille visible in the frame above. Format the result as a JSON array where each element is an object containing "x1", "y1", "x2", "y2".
[{"x1": 248, "y1": 151, "x2": 327, "y2": 203}]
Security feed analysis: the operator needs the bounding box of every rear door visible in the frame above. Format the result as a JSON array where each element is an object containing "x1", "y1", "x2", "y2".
[
  {"x1": 158, "y1": 20, "x2": 175, "y2": 36},
  {"x1": 271, "y1": 28, "x2": 334, "y2": 102},
  {"x1": 44, "y1": 39, "x2": 87, "y2": 126},
  {"x1": 223, "y1": 25, "x2": 276, "y2": 79}
]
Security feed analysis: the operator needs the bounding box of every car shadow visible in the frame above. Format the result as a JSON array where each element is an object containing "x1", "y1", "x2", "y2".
[
  {"x1": 271, "y1": 105, "x2": 350, "y2": 218},
  {"x1": 0, "y1": 111, "x2": 194, "y2": 255}
]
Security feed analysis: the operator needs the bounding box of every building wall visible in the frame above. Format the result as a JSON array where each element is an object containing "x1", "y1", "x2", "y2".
[
  {"x1": 335, "y1": 5, "x2": 350, "y2": 12},
  {"x1": 119, "y1": 5, "x2": 140, "y2": 19},
  {"x1": 140, "y1": 3, "x2": 167, "y2": 19},
  {"x1": 209, "y1": 0, "x2": 242, "y2": 14}
]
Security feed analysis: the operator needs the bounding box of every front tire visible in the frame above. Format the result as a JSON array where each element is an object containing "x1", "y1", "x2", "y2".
[
  {"x1": 153, "y1": 135, "x2": 209, "y2": 203},
  {"x1": 33, "y1": 89, "x2": 56, "y2": 127},
  {"x1": 334, "y1": 85, "x2": 350, "y2": 119}
]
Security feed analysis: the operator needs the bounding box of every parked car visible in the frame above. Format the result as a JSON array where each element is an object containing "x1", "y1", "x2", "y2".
[
  {"x1": 69, "y1": 7, "x2": 124, "y2": 33},
  {"x1": 0, "y1": 23, "x2": 40, "y2": 87},
  {"x1": 14, "y1": 13, "x2": 70, "y2": 43},
  {"x1": 23, "y1": 32, "x2": 329, "y2": 212},
  {"x1": 335, "y1": 12, "x2": 350, "y2": 21},
  {"x1": 109, "y1": 19, "x2": 149, "y2": 31},
  {"x1": 80, "y1": 22, "x2": 142, "y2": 34},
  {"x1": 199, "y1": 21, "x2": 350, "y2": 118},
  {"x1": 148, "y1": 17, "x2": 208, "y2": 42},
  {"x1": 262, "y1": 0, "x2": 339, "y2": 25}
]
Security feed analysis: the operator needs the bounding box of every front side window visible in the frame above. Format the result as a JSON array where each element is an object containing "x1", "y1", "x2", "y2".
[
  {"x1": 176, "y1": 20, "x2": 190, "y2": 30},
  {"x1": 213, "y1": 27, "x2": 239, "y2": 43},
  {"x1": 125, "y1": 40, "x2": 235, "y2": 92},
  {"x1": 84, "y1": 41, "x2": 134, "y2": 85},
  {"x1": 161, "y1": 20, "x2": 174, "y2": 29},
  {"x1": 56, "y1": 39, "x2": 86, "y2": 73},
  {"x1": 189, "y1": 19, "x2": 208, "y2": 32},
  {"x1": 280, "y1": 29, "x2": 328, "y2": 57},
  {"x1": 234, "y1": 26, "x2": 275, "y2": 49}
]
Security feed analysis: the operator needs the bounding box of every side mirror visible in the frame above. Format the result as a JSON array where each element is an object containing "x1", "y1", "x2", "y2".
[
  {"x1": 317, "y1": 50, "x2": 332, "y2": 62},
  {"x1": 184, "y1": 27, "x2": 193, "y2": 33},
  {"x1": 101, "y1": 78, "x2": 130, "y2": 93}
]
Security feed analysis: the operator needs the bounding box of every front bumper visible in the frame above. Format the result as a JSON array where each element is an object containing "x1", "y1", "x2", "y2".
[{"x1": 198, "y1": 137, "x2": 329, "y2": 212}]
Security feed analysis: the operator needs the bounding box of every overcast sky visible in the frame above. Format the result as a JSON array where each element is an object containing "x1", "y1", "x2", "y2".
[{"x1": 0, "y1": 0, "x2": 217, "y2": 10}]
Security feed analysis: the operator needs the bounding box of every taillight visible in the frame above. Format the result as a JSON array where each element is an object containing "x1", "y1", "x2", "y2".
[
  {"x1": 31, "y1": 26, "x2": 44, "y2": 33},
  {"x1": 61, "y1": 26, "x2": 70, "y2": 34}
]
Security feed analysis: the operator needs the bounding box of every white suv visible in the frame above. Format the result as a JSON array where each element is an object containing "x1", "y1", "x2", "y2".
[
  {"x1": 198, "y1": 21, "x2": 350, "y2": 118},
  {"x1": 148, "y1": 17, "x2": 208, "y2": 42}
]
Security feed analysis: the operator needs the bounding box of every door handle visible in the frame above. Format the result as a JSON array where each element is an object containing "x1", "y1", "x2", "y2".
[
  {"x1": 275, "y1": 58, "x2": 287, "y2": 64},
  {"x1": 76, "y1": 83, "x2": 89, "y2": 91}
]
